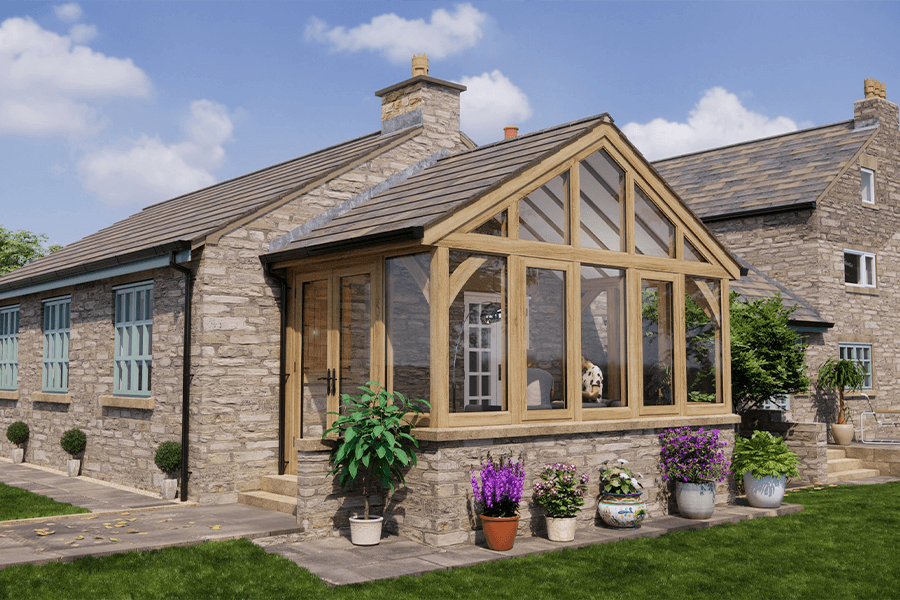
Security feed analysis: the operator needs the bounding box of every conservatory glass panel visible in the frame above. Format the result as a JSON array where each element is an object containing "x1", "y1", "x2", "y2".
[
  {"x1": 579, "y1": 149, "x2": 625, "y2": 251},
  {"x1": 519, "y1": 173, "x2": 569, "y2": 245},
  {"x1": 580, "y1": 266, "x2": 626, "y2": 408}
]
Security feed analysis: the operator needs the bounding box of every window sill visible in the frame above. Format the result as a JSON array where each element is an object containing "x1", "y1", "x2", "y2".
[
  {"x1": 0, "y1": 390, "x2": 19, "y2": 401},
  {"x1": 32, "y1": 392, "x2": 71, "y2": 404},
  {"x1": 100, "y1": 395, "x2": 155, "y2": 410},
  {"x1": 845, "y1": 285, "x2": 878, "y2": 296}
]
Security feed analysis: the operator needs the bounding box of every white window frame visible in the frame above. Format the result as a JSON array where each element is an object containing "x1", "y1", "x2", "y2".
[
  {"x1": 844, "y1": 249, "x2": 876, "y2": 288},
  {"x1": 113, "y1": 282, "x2": 153, "y2": 397},
  {"x1": 861, "y1": 168, "x2": 875, "y2": 205},
  {"x1": 839, "y1": 342, "x2": 873, "y2": 390},
  {"x1": 0, "y1": 305, "x2": 19, "y2": 391},
  {"x1": 42, "y1": 296, "x2": 71, "y2": 393}
]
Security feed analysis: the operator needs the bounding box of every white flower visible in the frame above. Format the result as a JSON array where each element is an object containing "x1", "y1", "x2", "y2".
[{"x1": 617, "y1": 458, "x2": 629, "y2": 465}]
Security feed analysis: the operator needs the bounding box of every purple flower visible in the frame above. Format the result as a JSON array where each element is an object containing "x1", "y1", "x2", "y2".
[
  {"x1": 659, "y1": 427, "x2": 730, "y2": 483},
  {"x1": 471, "y1": 452, "x2": 526, "y2": 518}
]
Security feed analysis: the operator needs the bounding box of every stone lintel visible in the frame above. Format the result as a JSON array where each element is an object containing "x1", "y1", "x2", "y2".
[
  {"x1": 32, "y1": 392, "x2": 72, "y2": 404},
  {"x1": 100, "y1": 395, "x2": 155, "y2": 410},
  {"x1": 0, "y1": 390, "x2": 19, "y2": 401}
]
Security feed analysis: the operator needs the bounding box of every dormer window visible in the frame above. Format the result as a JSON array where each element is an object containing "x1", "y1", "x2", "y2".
[
  {"x1": 844, "y1": 249, "x2": 876, "y2": 288},
  {"x1": 861, "y1": 168, "x2": 875, "y2": 204}
]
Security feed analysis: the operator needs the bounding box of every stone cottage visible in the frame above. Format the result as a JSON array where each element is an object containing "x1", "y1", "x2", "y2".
[{"x1": 655, "y1": 78, "x2": 900, "y2": 441}]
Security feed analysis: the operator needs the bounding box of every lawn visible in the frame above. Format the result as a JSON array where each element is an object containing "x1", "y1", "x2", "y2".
[
  {"x1": 0, "y1": 482, "x2": 897, "y2": 600},
  {"x1": 0, "y1": 482, "x2": 89, "y2": 521}
]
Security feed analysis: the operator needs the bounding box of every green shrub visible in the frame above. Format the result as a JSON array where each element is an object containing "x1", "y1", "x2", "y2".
[
  {"x1": 154, "y1": 441, "x2": 182, "y2": 475},
  {"x1": 60, "y1": 428, "x2": 86, "y2": 457},
  {"x1": 732, "y1": 430, "x2": 800, "y2": 479},
  {"x1": 6, "y1": 421, "x2": 29, "y2": 447}
]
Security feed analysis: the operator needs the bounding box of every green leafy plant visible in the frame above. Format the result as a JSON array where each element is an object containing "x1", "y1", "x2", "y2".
[
  {"x1": 323, "y1": 383, "x2": 430, "y2": 520},
  {"x1": 731, "y1": 431, "x2": 800, "y2": 479},
  {"x1": 532, "y1": 462, "x2": 588, "y2": 518},
  {"x1": 817, "y1": 357, "x2": 866, "y2": 424},
  {"x1": 60, "y1": 428, "x2": 86, "y2": 458},
  {"x1": 599, "y1": 458, "x2": 643, "y2": 495},
  {"x1": 6, "y1": 421, "x2": 29, "y2": 448},
  {"x1": 154, "y1": 441, "x2": 182, "y2": 476}
]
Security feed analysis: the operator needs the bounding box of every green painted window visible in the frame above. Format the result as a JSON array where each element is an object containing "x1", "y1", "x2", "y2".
[
  {"x1": 0, "y1": 305, "x2": 20, "y2": 391},
  {"x1": 42, "y1": 296, "x2": 71, "y2": 393},
  {"x1": 839, "y1": 343, "x2": 873, "y2": 390},
  {"x1": 114, "y1": 282, "x2": 153, "y2": 397}
]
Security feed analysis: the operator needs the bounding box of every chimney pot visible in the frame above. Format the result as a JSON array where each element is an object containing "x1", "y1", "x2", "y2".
[
  {"x1": 504, "y1": 126, "x2": 519, "y2": 140},
  {"x1": 865, "y1": 78, "x2": 887, "y2": 100},
  {"x1": 412, "y1": 54, "x2": 429, "y2": 77}
]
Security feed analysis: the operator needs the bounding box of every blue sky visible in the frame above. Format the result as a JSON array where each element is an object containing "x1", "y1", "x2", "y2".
[{"x1": 2, "y1": 1, "x2": 899, "y2": 247}]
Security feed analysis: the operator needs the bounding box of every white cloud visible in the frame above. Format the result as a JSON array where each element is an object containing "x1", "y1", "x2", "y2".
[
  {"x1": 0, "y1": 16, "x2": 151, "y2": 137},
  {"x1": 458, "y1": 70, "x2": 532, "y2": 142},
  {"x1": 79, "y1": 100, "x2": 234, "y2": 207},
  {"x1": 54, "y1": 3, "x2": 82, "y2": 22},
  {"x1": 305, "y1": 3, "x2": 487, "y2": 63},
  {"x1": 622, "y1": 87, "x2": 798, "y2": 161},
  {"x1": 68, "y1": 23, "x2": 97, "y2": 44}
]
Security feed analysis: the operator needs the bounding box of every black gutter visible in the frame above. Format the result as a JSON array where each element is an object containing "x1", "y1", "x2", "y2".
[
  {"x1": 169, "y1": 252, "x2": 193, "y2": 501},
  {"x1": 700, "y1": 201, "x2": 817, "y2": 224},
  {"x1": 264, "y1": 262, "x2": 289, "y2": 475}
]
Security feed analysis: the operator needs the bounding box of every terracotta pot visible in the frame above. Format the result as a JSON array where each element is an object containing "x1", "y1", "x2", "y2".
[
  {"x1": 675, "y1": 481, "x2": 715, "y2": 519},
  {"x1": 480, "y1": 514, "x2": 519, "y2": 551},
  {"x1": 832, "y1": 423, "x2": 854, "y2": 445},
  {"x1": 349, "y1": 516, "x2": 383, "y2": 546},
  {"x1": 743, "y1": 473, "x2": 786, "y2": 508},
  {"x1": 546, "y1": 516, "x2": 576, "y2": 541},
  {"x1": 597, "y1": 493, "x2": 648, "y2": 529}
]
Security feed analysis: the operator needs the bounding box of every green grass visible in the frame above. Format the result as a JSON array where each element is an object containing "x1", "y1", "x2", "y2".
[
  {"x1": 0, "y1": 483, "x2": 89, "y2": 521},
  {"x1": 1, "y1": 482, "x2": 898, "y2": 600}
]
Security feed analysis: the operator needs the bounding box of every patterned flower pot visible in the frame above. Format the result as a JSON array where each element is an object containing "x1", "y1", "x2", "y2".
[
  {"x1": 743, "y1": 473, "x2": 786, "y2": 508},
  {"x1": 480, "y1": 514, "x2": 520, "y2": 551},
  {"x1": 675, "y1": 481, "x2": 715, "y2": 519},
  {"x1": 597, "y1": 493, "x2": 648, "y2": 529},
  {"x1": 546, "y1": 516, "x2": 577, "y2": 541},
  {"x1": 349, "y1": 516, "x2": 384, "y2": 546}
]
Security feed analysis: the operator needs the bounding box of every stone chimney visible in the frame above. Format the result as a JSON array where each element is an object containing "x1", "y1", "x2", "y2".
[
  {"x1": 504, "y1": 126, "x2": 519, "y2": 140},
  {"x1": 375, "y1": 55, "x2": 466, "y2": 149},
  {"x1": 854, "y1": 78, "x2": 899, "y2": 131}
]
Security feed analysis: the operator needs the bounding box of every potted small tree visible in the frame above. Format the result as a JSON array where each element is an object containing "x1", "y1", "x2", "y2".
[
  {"x1": 532, "y1": 462, "x2": 589, "y2": 541},
  {"x1": 471, "y1": 452, "x2": 526, "y2": 550},
  {"x1": 659, "y1": 427, "x2": 730, "y2": 519},
  {"x1": 817, "y1": 357, "x2": 867, "y2": 445},
  {"x1": 6, "y1": 421, "x2": 28, "y2": 463},
  {"x1": 154, "y1": 441, "x2": 182, "y2": 500},
  {"x1": 60, "y1": 428, "x2": 86, "y2": 477},
  {"x1": 597, "y1": 458, "x2": 648, "y2": 529},
  {"x1": 732, "y1": 430, "x2": 799, "y2": 508},
  {"x1": 323, "y1": 383, "x2": 429, "y2": 546}
]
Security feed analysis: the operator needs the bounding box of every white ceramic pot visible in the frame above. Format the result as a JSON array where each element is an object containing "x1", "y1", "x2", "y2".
[
  {"x1": 349, "y1": 515, "x2": 384, "y2": 546},
  {"x1": 161, "y1": 478, "x2": 178, "y2": 500},
  {"x1": 66, "y1": 459, "x2": 80, "y2": 477},
  {"x1": 743, "y1": 473, "x2": 786, "y2": 508},
  {"x1": 831, "y1": 423, "x2": 854, "y2": 446},
  {"x1": 675, "y1": 481, "x2": 715, "y2": 519},
  {"x1": 11, "y1": 449, "x2": 23, "y2": 464},
  {"x1": 546, "y1": 516, "x2": 577, "y2": 542}
]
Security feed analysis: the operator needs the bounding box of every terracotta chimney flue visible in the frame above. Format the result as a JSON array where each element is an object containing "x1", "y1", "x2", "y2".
[
  {"x1": 504, "y1": 126, "x2": 519, "y2": 140},
  {"x1": 864, "y1": 78, "x2": 887, "y2": 100},
  {"x1": 412, "y1": 54, "x2": 429, "y2": 77}
]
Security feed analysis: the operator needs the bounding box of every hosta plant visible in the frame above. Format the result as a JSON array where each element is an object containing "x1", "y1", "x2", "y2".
[
  {"x1": 532, "y1": 462, "x2": 589, "y2": 518},
  {"x1": 599, "y1": 458, "x2": 643, "y2": 495},
  {"x1": 731, "y1": 430, "x2": 799, "y2": 479}
]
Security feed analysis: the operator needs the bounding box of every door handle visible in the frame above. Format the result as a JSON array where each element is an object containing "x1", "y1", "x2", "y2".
[{"x1": 317, "y1": 369, "x2": 337, "y2": 395}]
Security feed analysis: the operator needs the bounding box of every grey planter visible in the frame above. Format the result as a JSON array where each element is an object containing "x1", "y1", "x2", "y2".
[
  {"x1": 11, "y1": 449, "x2": 23, "y2": 464},
  {"x1": 67, "y1": 459, "x2": 81, "y2": 477},
  {"x1": 675, "y1": 481, "x2": 715, "y2": 519},
  {"x1": 161, "y1": 478, "x2": 178, "y2": 500}
]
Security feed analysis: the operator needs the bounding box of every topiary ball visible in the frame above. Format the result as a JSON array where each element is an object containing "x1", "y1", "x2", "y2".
[
  {"x1": 154, "y1": 441, "x2": 182, "y2": 475},
  {"x1": 6, "y1": 421, "x2": 29, "y2": 447},
  {"x1": 60, "y1": 428, "x2": 87, "y2": 457}
]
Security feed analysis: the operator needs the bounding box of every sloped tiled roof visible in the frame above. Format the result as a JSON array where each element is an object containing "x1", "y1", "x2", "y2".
[
  {"x1": 731, "y1": 257, "x2": 831, "y2": 327},
  {"x1": 266, "y1": 115, "x2": 608, "y2": 258},
  {"x1": 653, "y1": 121, "x2": 875, "y2": 220},
  {"x1": 0, "y1": 127, "x2": 421, "y2": 292}
]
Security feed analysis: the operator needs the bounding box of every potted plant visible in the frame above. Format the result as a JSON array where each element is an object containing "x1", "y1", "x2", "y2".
[
  {"x1": 60, "y1": 428, "x2": 86, "y2": 477},
  {"x1": 471, "y1": 452, "x2": 526, "y2": 550},
  {"x1": 532, "y1": 462, "x2": 589, "y2": 541},
  {"x1": 154, "y1": 441, "x2": 182, "y2": 500},
  {"x1": 323, "y1": 383, "x2": 429, "y2": 546},
  {"x1": 6, "y1": 421, "x2": 28, "y2": 463},
  {"x1": 817, "y1": 356, "x2": 867, "y2": 445},
  {"x1": 731, "y1": 430, "x2": 799, "y2": 508},
  {"x1": 597, "y1": 458, "x2": 648, "y2": 529},
  {"x1": 659, "y1": 426, "x2": 730, "y2": 519}
]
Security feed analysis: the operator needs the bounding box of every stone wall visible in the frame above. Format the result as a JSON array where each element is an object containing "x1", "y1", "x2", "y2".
[{"x1": 295, "y1": 426, "x2": 737, "y2": 547}]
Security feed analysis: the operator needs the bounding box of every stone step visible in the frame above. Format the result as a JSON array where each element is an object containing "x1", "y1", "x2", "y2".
[
  {"x1": 827, "y1": 468, "x2": 881, "y2": 483},
  {"x1": 828, "y1": 457, "x2": 865, "y2": 474},
  {"x1": 261, "y1": 474, "x2": 296, "y2": 497},
  {"x1": 237, "y1": 490, "x2": 297, "y2": 516},
  {"x1": 827, "y1": 448, "x2": 846, "y2": 461}
]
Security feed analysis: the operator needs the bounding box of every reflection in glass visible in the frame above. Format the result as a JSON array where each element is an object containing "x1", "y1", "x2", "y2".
[
  {"x1": 526, "y1": 267, "x2": 566, "y2": 411},
  {"x1": 472, "y1": 209, "x2": 508, "y2": 237},
  {"x1": 340, "y1": 274, "x2": 371, "y2": 408},
  {"x1": 580, "y1": 266, "x2": 626, "y2": 408},
  {"x1": 449, "y1": 252, "x2": 507, "y2": 412},
  {"x1": 686, "y1": 278, "x2": 721, "y2": 403},
  {"x1": 642, "y1": 279, "x2": 674, "y2": 406},
  {"x1": 684, "y1": 237, "x2": 706, "y2": 262},
  {"x1": 301, "y1": 279, "x2": 328, "y2": 438},
  {"x1": 386, "y1": 254, "x2": 431, "y2": 405},
  {"x1": 580, "y1": 150, "x2": 625, "y2": 251},
  {"x1": 635, "y1": 186, "x2": 675, "y2": 258},
  {"x1": 519, "y1": 173, "x2": 569, "y2": 245}
]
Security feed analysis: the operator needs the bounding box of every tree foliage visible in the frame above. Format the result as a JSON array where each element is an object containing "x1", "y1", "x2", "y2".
[
  {"x1": 0, "y1": 226, "x2": 62, "y2": 275},
  {"x1": 730, "y1": 292, "x2": 810, "y2": 415}
]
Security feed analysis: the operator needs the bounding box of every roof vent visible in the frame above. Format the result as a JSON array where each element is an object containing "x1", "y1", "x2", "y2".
[
  {"x1": 504, "y1": 126, "x2": 519, "y2": 140},
  {"x1": 864, "y1": 78, "x2": 886, "y2": 100},
  {"x1": 412, "y1": 54, "x2": 429, "y2": 77}
]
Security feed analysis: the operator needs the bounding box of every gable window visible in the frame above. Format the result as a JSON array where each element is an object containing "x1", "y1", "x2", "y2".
[
  {"x1": 0, "y1": 305, "x2": 19, "y2": 391},
  {"x1": 114, "y1": 282, "x2": 153, "y2": 396},
  {"x1": 861, "y1": 168, "x2": 875, "y2": 204},
  {"x1": 839, "y1": 343, "x2": 873, "y2": 390},
  {"x1": 844, "y1": 250, "x2": 876, "y2": 288},
  {"x1": 42, "y1": 296, "x2": 71, "y2": 393}
]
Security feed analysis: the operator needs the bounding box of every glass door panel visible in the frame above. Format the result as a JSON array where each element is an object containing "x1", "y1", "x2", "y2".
[
  {"x1": 641, "y1": 278, "x2": 675, "y2": 408},
  {"x1": 526, "y1": 267, "x2": 567, "y2": 412},
  {"x1": 339, "y1": 274, "x2": 372, "y2": 404},
  {"x1": 300, "y1": 279, "x2": 329, "y2": 439}
]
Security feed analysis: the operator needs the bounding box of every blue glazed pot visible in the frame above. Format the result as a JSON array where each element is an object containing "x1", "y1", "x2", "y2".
[{"x1": 597, "y1": 493, "x2": 648, "y2": 529}]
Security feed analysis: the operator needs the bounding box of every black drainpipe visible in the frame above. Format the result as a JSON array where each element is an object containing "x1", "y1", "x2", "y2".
[
  {"x1": 169, "y1": 252, "x2": 193, "y2": 501},
  {"x1": 264, "y1": 262, "x2": 289, "y2": 475}
]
